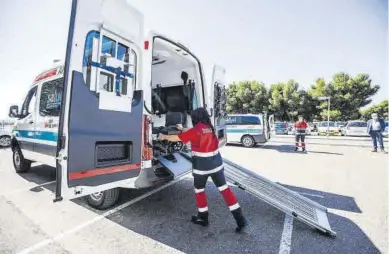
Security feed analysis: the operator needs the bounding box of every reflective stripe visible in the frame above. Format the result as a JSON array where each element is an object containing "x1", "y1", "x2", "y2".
[
  {"x1": 218, "y1": 184, "x2": 228, "y2": 191},
  {"x1": 198, "y1": 207, "x2": 208, "y2": 212},
  {"x1": 195, "y1": 188, "x2": 205, "y2": 193},
  {"x1": 229, "y1": 203, "x2": 240, "y2": 211},
  {"x1": 193, "y1": 164, "x2": 224, "y2": 175},
  {"x1": 192, "y1": 150, "x2": 219, "y2": 157}
]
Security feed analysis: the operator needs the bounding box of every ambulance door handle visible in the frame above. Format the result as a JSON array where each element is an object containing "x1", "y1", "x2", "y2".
[{"x1": 29, "y1": 120, "x2": 34, "y2": 124}]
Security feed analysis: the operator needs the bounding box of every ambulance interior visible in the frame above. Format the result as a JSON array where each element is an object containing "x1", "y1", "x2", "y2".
[{"x1": 150, "y1": 37, "x2": 203, "y2": 158}]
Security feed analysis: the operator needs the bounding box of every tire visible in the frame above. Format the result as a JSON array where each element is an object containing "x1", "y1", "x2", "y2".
[
  {"x1": 13, "y1": 147, "x2": 31, "y2": 173},
  {"x1": 241, "y1": 135, "x2": 255, "y2": 148},
  {"x1": 0, "y1": 135, "x2": 11, "y2": 148},
  {"x1": 85, "y1": 188, "x2": 120, "y2": 210}
]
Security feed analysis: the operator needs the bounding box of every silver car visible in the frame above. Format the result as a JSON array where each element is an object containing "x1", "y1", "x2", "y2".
[{"x1": 342, "y1": 121, "x2": 368, "y2": 137}]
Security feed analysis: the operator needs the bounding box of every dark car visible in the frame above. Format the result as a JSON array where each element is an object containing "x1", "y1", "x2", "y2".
[{"x1": 274, "y1": 122, "x2": 288, "y2": 135}]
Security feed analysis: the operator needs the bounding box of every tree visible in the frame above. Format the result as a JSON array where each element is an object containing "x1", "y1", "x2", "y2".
[
  {"x1": 307, "y1": 73, "x2": 380, "y2": 120},
  {"x1": 360, "y1": 100, "x2": 388, "y2": 120},
  {"x1": 268, "y1": 80, "x2": 304, "y2": 121},
  {"x1": 296, "y1": 90, "x2": 320, "y2": 121},
  {"x1": 225, "y1": 72, "x2": 381, "y2": 122},
  {"x1": 226, "y1": 81, "x2": 268, "y2": 114}
]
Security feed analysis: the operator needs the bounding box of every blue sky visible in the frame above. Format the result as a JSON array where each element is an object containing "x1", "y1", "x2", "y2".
[{"x1": 0, "y1": 0, "x2": 387, "y2": 119}]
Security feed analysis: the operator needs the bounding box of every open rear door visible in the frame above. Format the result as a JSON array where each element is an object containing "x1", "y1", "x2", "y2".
[
  {"x1": 55, "y1": 0, "x2": 145, "y2": 201},
  {"x1": 211, "y1": 65, "x2": 227, "y2": 147},
  {"x1": 267, "y1": 114, "x2": 275, "y2": 140}
]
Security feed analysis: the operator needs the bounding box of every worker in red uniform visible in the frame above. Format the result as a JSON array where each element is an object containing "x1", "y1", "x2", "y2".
[
  {"x1": 294, "y1": 115, "x2": 308, "y2": 152},
  {"x1": 159, "y1": 107, "x2": 248, "y2": 233}
]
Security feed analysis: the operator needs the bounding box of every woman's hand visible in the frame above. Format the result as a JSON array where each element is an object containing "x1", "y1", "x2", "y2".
[{"x1": 176, "y1": 124, "x2": 183, "y2": 131}]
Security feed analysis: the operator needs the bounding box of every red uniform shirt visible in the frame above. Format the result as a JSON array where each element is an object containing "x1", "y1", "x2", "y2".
[
  {"x1": 178, "y1": 123, "x2": 219, "y2": 153},
  {"x1": 294, "y1": 121, "x2": 308, "y2": 134},
  {"x1": 178, "y1": 123, "x2": 223, "y2": 175}
]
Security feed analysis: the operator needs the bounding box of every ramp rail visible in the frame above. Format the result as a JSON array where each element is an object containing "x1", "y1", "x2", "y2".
[{"x1": 223, "y1": 158, "x2": 336, "y2": 238}]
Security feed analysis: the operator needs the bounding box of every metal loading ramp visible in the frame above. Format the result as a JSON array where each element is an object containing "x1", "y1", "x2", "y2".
[{"x1": 223, "y1": 158, "x2": 337, "y2": 238}]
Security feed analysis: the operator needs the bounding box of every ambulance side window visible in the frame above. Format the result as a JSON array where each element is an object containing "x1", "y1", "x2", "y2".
[
  {"x1": 39, "y1": 78, "x2": 64, "y2": 117},
  {"x1": 226, "y1": 116, "x2": 241, "y2": 125},
  {"x1": 20, "y1": 86, "x2": 38, "y2": 118}
]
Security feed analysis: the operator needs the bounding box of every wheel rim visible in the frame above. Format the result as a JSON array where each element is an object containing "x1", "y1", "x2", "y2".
[
  {"x1": 14, "y1": 151, "x2": 21, "y2": 167},
  {"x1": 90, "y1": 192, "x2": 103, "y2": 201},
  {"x1": 243, "y1": 137, "x2": 253, "y2": 147},
  {"x1": 0, "y1": 136, "x2": 11, "y2": 147}
]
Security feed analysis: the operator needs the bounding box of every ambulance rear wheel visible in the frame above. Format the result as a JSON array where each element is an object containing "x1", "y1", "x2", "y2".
[
  {"x1": 85, "y1": 188, "x2": 120, "y2": 210},
  {"x1": 13, "y1": 147, "x2": 31, "y2": 173},
  {"x1": 241, "y1": 135, "x2": 255, "y2": 148}
]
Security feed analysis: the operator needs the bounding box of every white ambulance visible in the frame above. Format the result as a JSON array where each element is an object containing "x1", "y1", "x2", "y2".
[{"x1": 8, "y1": 0, "x2": 227, "y2": 209}]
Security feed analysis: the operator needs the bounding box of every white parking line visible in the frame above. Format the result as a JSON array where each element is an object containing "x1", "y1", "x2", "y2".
[
  {"x1": 16, "y1": 175, "x2": 189, "y2": 254},
  {"x1": 278, "y1": 214, "x2": 294, "y2": 254}
]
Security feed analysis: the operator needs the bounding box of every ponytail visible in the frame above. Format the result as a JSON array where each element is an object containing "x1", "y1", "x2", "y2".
[{"x1": 191, "y1": 107, "x2": 216, "y2": 136}]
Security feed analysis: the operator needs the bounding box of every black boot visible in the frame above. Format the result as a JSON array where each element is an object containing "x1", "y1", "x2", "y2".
[
  {"x1": 294, "y1": 147, "x2": 298, "y2": 151},
  {"x1": 232, "y1": 208, "x2": 248, "y2": 233},
  {"x1": 302, "y1": 147, "x2": 306, "y2": 152},
  {"x1": 191, "y1": 212, "x2": 209, "y2": 227},
  {"x1": 235, "y1": 216, "x2": 248, "y2": 233}
]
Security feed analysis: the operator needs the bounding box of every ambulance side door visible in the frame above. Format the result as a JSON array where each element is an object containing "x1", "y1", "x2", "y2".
[{"x1": 56, "y1": 0, "x2": 145, "y2": 201}]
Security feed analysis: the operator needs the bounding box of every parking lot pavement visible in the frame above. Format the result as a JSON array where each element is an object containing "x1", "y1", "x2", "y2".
[{"x1": 0, "y1": 137, "x2": 387, "y2": 254}]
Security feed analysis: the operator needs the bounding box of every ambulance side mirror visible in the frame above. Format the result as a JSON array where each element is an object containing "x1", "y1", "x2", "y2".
[{"x1": 9, "y1": 105, "x2": 19, "y2": 118}]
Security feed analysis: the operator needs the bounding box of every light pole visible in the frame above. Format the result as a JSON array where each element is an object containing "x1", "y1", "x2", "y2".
[{"x1": 318, "y1": 96, "x2": 331, "y2": 136}]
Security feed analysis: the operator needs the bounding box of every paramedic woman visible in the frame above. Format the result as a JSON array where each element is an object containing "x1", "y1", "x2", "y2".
[{"x1": 159, "y1": 107, "x2": 248, "y2": 233}]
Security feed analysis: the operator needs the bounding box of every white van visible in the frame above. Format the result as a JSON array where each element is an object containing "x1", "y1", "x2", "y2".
[
  {"x1": 8, "y1": 0, "x2": 227, "y2": 209},
  {"x1": 226, "y1": 114, "x2": 274, "y2": 147}
]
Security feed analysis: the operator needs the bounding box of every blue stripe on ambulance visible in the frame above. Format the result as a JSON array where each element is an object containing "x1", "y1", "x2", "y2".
[
  {"x1": 226, "y1": 129, "x2": 263, "y2": 134},
  {"x1": 13, "y1": 130, "x2": 58, "y2": 142}
]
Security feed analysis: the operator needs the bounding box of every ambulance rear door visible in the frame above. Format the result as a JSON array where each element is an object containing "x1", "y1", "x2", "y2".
[
  {"x1": 210, "y1": 65, "x2": 227, "y2": 147},
  {"x1": 56, "y1": 0, "x2": 145, "y2": 201}
]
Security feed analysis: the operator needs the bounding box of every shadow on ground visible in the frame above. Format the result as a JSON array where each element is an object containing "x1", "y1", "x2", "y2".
[
  {"x1": 261, "y1": 144, "x2": 343, "y2": 155},
  {"x1": 280, "y1": 184, "x2": 362, "y2": 214},
  {"x1": 16, "y1": 164, "x2": 380, "y2": 254}
]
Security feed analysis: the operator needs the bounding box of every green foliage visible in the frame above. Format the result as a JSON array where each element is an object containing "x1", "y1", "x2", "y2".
[
  {"x1": 226, "y1": 72, "x2": 381, "y2": 122},
  {"x1": 360, "y1": 100, "x2": 388, "y2": 120},
  {"x1": 226, "y1": 81, "x2": 268, "y2": 114}
]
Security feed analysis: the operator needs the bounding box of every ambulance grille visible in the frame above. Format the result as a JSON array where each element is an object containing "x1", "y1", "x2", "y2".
[{"x1": 95, "y1": 142, "x2": 132, "y2": 167}]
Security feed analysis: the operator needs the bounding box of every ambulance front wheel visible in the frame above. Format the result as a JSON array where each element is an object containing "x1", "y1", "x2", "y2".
[
  {"x1": 241, "y1": 135, "x2": 255, "y2": 148},
  {"x1": 85, "y1": 188, "x2": 120, "y2": 210},
  {"x1": 13, "y1": 147, "x2": 31, "y2": 173}
]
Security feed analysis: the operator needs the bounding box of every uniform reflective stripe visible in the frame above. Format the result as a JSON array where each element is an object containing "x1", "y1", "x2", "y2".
[
  {"x1": 198, "y1": 207, "x2": 208, "y2": 212},
  {"x1": 193, "y1": 164, "x2": 224, "y2": 175},
  {"x1": 192, "y1": 150, "x2": 219, "y2": 157},
  {"x1": 195, "y1": 188, "x2": 205, "y2": 193},
  {"x1": 229, "y1": 203, "x2": 240, "y2": 211},
  {"x1": 218, "y1": 184, "x2": 228, "y2": 191}
]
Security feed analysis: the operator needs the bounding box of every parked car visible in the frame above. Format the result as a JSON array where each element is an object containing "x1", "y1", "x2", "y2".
[
  {"x1": 274, "y1": 122, "x2": 288, "y2": 135},
  {"x1": 309, "y1": 122, "x2": 318, "y2": 132},
  {"x1": 341, "y1": 121, "x2": 368, "y2": 137},
  {"x1": 335, "y1": 122, "x2": 346, "y2": 134},
  {"x1": 317, "y1": 121, "x2": 338, "y2": 135},
  {"x1": 0, "y1": 128, "x2": 12, "y2": 148}
]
